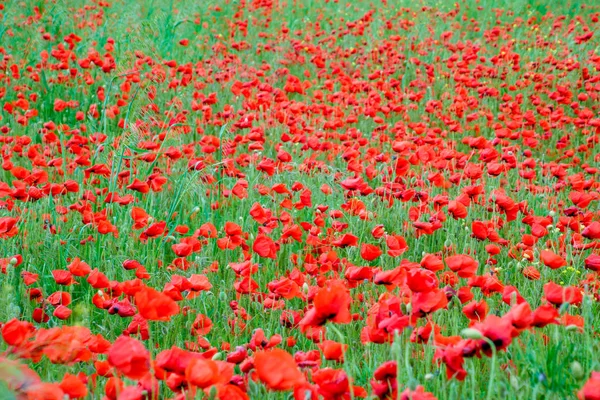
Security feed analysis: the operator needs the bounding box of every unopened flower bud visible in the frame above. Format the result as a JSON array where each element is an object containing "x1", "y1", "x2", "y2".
[
  {"x1": 219, "y1": 291, "x2": 227, "y2": 302},
  {"x1": 510, "y1": 374, "x2": 520, "y2": 390},
  {"x1": 461, "y1": 328, "x2": 484, "y2": 340},
  {"x1": 570, "y1": 361, "x2": 584, "y2": 379},
  {"x1": 565, "y1": 324, "x2": 579, "y2": 332}
]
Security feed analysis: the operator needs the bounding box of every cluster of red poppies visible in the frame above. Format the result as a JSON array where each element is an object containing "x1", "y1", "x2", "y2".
[{"x1": 1, "y1": 0, "x2": 600, "y2": 399}]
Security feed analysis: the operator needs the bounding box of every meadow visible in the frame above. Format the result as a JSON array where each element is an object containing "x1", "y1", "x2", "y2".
[{"x1": 0, "y1": 0, "x2": 600, "y2": 398}]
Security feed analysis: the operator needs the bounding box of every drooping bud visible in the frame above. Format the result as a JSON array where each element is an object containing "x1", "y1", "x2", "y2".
[{"x1": 460, "y1": 328, "x2": 484, "y2": 340}]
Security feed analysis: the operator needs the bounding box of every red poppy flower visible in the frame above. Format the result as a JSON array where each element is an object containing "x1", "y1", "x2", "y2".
[
  {"x1": 385, "y1": 234, "x2": 408, "y2": 257},
  {"x1": 361, "y1": 243, "x2": 383, "y2": 261},
  {"x1": 544, "y1": 282, "x2": 583, "y2": 306},
  {"x1": 445, "y1": 255, "x2": 479, "y2": 278},
  {"x1": 134, "y1": 286, "x2": 180, "y2": 321},
  {"x1": 253, "y1": 234, "x2": 279, "y2": 259},
  {"x1": 1, "y1": 318, "x2": 35, "y2": 346},
  {"x1": 66, "y1": 258, "x2": 91, "y2": 277},
  {"x1": 59, "y1": 374, "x2": 88, "y2": 399},
  {"x1": 185, "y1": 357, "x2": 231, "y2": 389},
  {"x1": 578, "y1": 371, "x2": 600, "y2": 400},
  {"x1": 317, "y1": 340, "x2": 348, "y2": 363},
  {"x1": 540, "y1": 250, "x2": 567, "y2": 269},
  {"x1": 107, "y1": 335, "x2": 150, "y2": 380},
  {"x1": 584, "y1": 254, "x2": 600, "y2": 272},
  {"x1": 299, "y1": 280, "x2": 352, "y2": 331},
  {"x1": 140, "y1": 221, "x2": 167, "y2": 241},
  {"x1": 254, "y1": 348, "x2": 305, "y2": 391}
]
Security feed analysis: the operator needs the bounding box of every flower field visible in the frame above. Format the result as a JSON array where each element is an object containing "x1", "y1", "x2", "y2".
[{"x1": 1, "y1": 0, "x2": 600, "y2": 398}]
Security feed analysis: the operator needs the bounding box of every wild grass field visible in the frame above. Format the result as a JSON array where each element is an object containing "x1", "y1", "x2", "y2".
[{"x1": 0, "y1": 0, "x2": 600, "y2": 398}]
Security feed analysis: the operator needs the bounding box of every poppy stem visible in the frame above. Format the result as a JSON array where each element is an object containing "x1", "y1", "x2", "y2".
[
  {"x1": 482, "y1": 337, "x2": 497, "y2": 400},
  {"x1": 328, "y1": 324, "x2": 355, "y2": 400}
]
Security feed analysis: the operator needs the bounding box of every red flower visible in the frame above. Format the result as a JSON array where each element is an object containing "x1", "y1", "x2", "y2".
[
  {"x1": 312, "y1": 368, "x2": 350, "y2": 398},
  {"x1": 299, "y1": 280, "x2": 352, "y2": 331},
  {"x1": 472, "y1": 315, "x2": 516, "y2": 354},
  {"x1": 140, "y1": 221, "x2": 167, "y2": 241},
  {"x1": 107, "y1": 335, "x2": 150, "y2": 380},
  {"x1": 412, "y1": 289, "x2": 448, "y2": 317},
  {"x1": 361, "y1": 243, "x2": 383, "y2": 261},
  {"x1": 448, "y1": 200, "x2": 468, "y2": 219},
  {"x1": 544, "y1": 282, "x2": 583, "y2": 306},
  {"x1": 185, "y1": 357, "x2": 231, "y2": 389},
  {"x1": 254, "y1": 348, "x2": 305, "y2": 391},
  {"x1": 578, "y1": 371, "x2": 600, "y2": 400},
  {"x1": 253, "y1": 234, "x2": 279, "y2": 259},
  {"x1": 131, "y1": 207, "x2": 149, "y2": 229},
  {"x1": 399, "y1": 386, "x2": 437, "y2": 400},
  {"x1": 66, "y1": 258, "x2": 91, "y2": 277},
  {"x1": 371, "y1": 361, "x2": 398, "y2": 398},
  {"x1": 172, "y1": 242, "x2": 193, "y2": 257},
  {"x1": 462, "y1": 300, "x2": 488, "y2": 322},
  {"x1": 531, "y1": 303, "x2": 560, "y2": 327},
  {"x1": 445, "y1": 255, "x2": 478, "y2": 278},
  {"x1": 0, "y1": 217, "x2": 19, "y2": 238},
  {"x1": 421, "y1": 254, "x2": 444, "y2": 272},
  {"x1": 86, "y1": 268, "x2": 110, "y2": 289},
  {"x1": 59, "y1": 374, "x2": 88, "y2": 399},
  {"x1": 134, "y1": 286, "x2": 180, "y2": 321},
  {"x1": 317, "y1": 340, "x2": 348, "y2": 363},
  {"x1": 385, "y1": 234, "x2": 408, "y2": 257},
  {"x1": 435, "y1": 346, "x2": 467, "y2": 381},
  {"x1": 406, "y1": 268, "x2": 438, "y2": 293},
  {"x1": 540, "y1": 250, "x2": 566, "y2": 269},
  {"x1": 582, "y1": 221, "x2": 600, "y2": 239},
  {"x1": 584, "y1": 254, "x2": 600, "y2": 272},
  {"x1": 1, "y1": 318, "x2": 35, "y2": 346}
]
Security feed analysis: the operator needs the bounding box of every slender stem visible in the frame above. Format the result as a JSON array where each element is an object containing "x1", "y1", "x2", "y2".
[{"x1": 483, "y1": 337, "x2": 497, "y2": 400}]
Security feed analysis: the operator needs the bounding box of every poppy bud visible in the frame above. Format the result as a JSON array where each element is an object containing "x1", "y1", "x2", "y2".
[
  {"x1": 510, "y1": 374, "x2": 520, "y2": 390},
  {"x1": 460, "y1": 328, "x2": 483, "y2": 340},
  {"x1": 212, "y1": 352, "x2": 223, "y2": 360},
  {"x1": 571, "y1": 361, "x2": 584, "y2": 380},
  {"x1": 9, "y1": 257, "x2": 18, "y2": 265},
  {"x1": 565, "y1": 324, "x2": 579, "y2": 332},
  {"x1": 425, "y1": 373, "x2": 435, "y2": 381},
  {"x1": 73, "y1": 303, "x2": 89, "y2": 323},
  {"x1": 7, "y1": 304, "x2": 21, "y2": 319}
]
